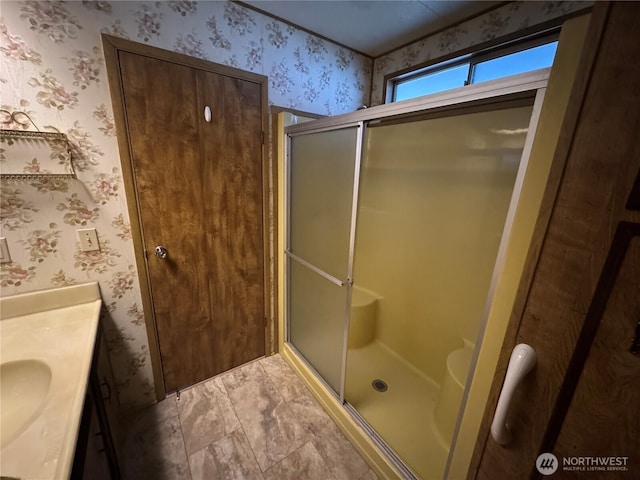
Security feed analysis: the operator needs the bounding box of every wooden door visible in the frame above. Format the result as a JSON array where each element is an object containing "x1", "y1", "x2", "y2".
[
  {"x1": 117, "y1": 51, "x2": 265, "y2": 393},
  {"x1": 471, "y1": 2, "x2": 640, "y2": 479}
]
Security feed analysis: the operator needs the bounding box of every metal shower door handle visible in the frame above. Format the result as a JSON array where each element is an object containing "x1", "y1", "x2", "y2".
[
  {"x1": 491, "y1": 343, "x2": 537, "y2": 445},
  {"x1": 155, "y1": 245, "x2": 168, "y2": 259}
]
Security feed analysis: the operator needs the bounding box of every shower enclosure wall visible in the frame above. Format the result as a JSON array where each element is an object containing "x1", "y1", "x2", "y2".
[{"x1": 284, "y1": 72, "x2": 547, "y2": 479}]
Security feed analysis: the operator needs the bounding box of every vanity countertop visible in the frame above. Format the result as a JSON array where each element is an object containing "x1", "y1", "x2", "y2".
[{"x1": 0, "y1": 282, "x2": 102, "y2": 479}]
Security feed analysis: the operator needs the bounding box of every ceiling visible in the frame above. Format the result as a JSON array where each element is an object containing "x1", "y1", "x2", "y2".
[{"x1": 242, "y1": 1, "x2": 502, "y2": 57}]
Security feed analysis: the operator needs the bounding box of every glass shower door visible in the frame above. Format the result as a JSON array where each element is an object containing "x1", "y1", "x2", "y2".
[
  {"x1": 287, "y1": 125, "x2": 361, "y2": 393},
  {"x1": 344, "y1": 102, "x2": 536, "y2": 478}
]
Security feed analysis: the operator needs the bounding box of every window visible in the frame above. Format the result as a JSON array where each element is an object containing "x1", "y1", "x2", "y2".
[
  {"x1": 394, "y1": 63, "x2": 469, "y2": 102},
  {"x1": 472, "y1": 41, "x2": 558, "y2": 83},
  {"x1": 390, "y1": 34, "x2": 558, "y2": 103}
]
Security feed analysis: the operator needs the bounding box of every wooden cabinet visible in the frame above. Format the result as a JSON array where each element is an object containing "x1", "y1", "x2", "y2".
[
  {"x1": 93, "y1": 326, "x2": 122, "y2": 451},
  {"x1": 71, "y1": 325, "x2": 121, "y2": 479},
  {"x1": 75, "y1": 393, "x2": 112, "y2": 480}
]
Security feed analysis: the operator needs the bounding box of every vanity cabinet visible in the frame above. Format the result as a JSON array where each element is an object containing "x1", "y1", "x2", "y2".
[
  {"x1": 93, "y1": 325, "x2": 122, "y2": 449},
  {"x1": 71, "y1": 325, "x2": 121, "y2": 479}
]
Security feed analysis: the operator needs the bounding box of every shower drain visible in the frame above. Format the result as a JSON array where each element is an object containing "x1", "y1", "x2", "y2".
[{"x1": 371, "y1": 379, "x2": 388, "y2": 392}]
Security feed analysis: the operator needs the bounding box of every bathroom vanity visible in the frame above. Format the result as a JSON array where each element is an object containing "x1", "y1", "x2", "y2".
[
  {"x1": 0, "y1": 283, "x2": 120, "y2": 479},
  {"x1": 71, "y1": 323, "x2": 121, "y2": 479}
]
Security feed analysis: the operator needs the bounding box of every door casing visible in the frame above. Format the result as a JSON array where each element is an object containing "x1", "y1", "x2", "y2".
[{"x1": 102, "y1": 34, "x2": 272, "y2": 399}]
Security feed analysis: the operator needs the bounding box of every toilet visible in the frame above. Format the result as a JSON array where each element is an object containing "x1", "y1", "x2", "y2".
[{"x1": 434, "y1": 339, "x2": 475, "y2": 445}]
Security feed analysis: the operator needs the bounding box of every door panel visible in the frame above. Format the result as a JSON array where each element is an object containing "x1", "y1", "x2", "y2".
[
  {"x1": 195, "y1": 69, "x2": 265, "y2": 374},
  {"x1": 473, "y1": 3, "x2": 640, "y2": 478},
  {"x1": 286, "y1": 125, "x2": 360, "y2": 395},
  {"x1": 288, "y1": 127, "x2": 358, "y2": 279},
  {"x1": 119, "y1": 51, "x2": 265, "y2": 392},
  {"x1": 554, "y1": 232, "x2": 640, "y2": 479},
  {"x1": 289, "y1": 260, "x2": 349, "y2": 392}
]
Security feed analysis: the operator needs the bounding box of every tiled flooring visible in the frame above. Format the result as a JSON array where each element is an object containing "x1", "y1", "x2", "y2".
[{"x1": 120, "y1": 354, "x2": 378, "y2": 480}]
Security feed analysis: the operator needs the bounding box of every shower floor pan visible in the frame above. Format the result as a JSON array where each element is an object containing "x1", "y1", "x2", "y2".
[{"x1": 345, "y1": 341, "x2": 448, "y2": 479}]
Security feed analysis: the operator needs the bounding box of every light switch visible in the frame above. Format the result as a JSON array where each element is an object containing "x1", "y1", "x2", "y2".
[
  {"x1": 77, "y1": 228, "x2": 100, "y2": 252},
  {"x1": 0, "y1": 237, "x2": 11, "y2": 263}
]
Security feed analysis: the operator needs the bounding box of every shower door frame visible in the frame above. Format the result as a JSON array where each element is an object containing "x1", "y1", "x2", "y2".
[
  {"x1": 284, "y1": 121, "x2": 365, "y2": 402},
  {"x1": 284, "y1": 69, "x2": 549, "y2": 478}
]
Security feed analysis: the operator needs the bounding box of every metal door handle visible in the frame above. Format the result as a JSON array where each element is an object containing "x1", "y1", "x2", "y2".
[
  {"x1": 155, "y1": 245, "x2": 168, "y2": 259},
  {"x1": 630, "y1": 321, "x2": 640, "y2": 355},
  {"x1": 491, "y1": 343, "x2": 537, "y2": 445},
  {"x1": 100, "y1": 376, "x2": 112, "y2": 402}
]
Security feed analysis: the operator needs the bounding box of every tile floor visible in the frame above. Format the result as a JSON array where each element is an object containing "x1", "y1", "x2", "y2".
[{"x1": 120, "y1": 354, "x2": 378, "y2": 480}]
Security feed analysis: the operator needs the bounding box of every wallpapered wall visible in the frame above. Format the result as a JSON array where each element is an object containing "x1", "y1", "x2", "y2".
[
  {"x1": 370, "y1": 0, "x2": 590, "y2": 106},
  {"x1": 0, "y1": 0, "x2": 371, "y2": 411},
  {"x1": 1, "y1": 0, "x2": 589, "y2": 412}
]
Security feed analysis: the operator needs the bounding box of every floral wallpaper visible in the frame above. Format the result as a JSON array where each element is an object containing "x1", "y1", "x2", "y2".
[
  {"x1": 370, "y1": 1, "x2": 592, "y2": 106},
  {"x1": 1, "y1": 0, "x2": 590, "y2": 412},
  {"x1": 0, "y1": 0, "x2": 370, "y2": 412}
]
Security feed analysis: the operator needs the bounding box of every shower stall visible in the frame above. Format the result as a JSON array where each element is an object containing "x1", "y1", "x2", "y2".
[{"x1": 283, "y1": 71, "x2": 547, "y2": 478}]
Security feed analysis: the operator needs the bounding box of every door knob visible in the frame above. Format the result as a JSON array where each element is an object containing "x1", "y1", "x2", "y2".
[
  {"x1": 155, "y1": 245, "x2": 168, "y2": 259},
  {"x1": 491, "y1": 343, "x2": 537, "y2": 445}
]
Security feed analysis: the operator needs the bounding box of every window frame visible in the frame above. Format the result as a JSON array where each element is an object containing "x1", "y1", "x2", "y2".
[{"x1": 388, "y1": 30, "x2": 560, "y2": 103}]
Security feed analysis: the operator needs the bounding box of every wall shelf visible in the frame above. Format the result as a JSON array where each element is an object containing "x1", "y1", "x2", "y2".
[{"x1": 0, "y1": 128, "x2": 76, "y2": 181}]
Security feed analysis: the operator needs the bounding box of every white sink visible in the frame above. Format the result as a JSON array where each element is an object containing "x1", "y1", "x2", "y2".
[
  {"x1": 1, "y1": 283, "x2": 102, "y2": 479},
  {"x1": 1, "y1": 359, "x2": 52, "y2": 447}
]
